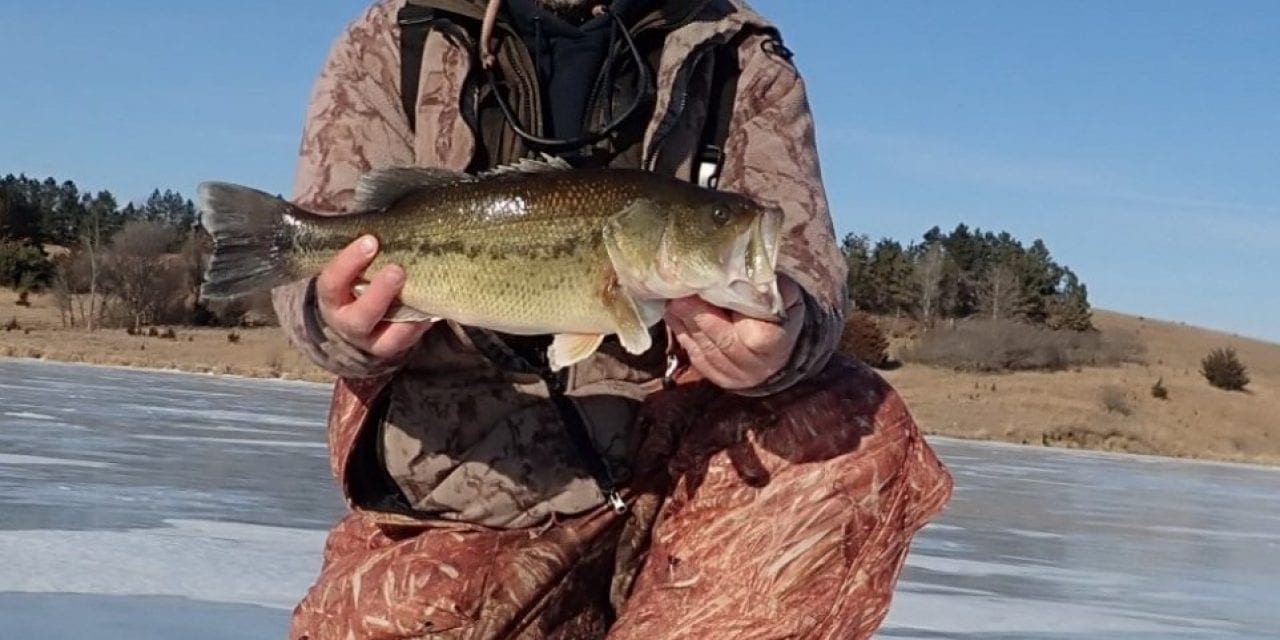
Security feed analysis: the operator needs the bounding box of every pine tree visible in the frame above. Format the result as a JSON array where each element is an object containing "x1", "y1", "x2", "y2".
[
  {"x1": 841, "y1": 233, "x2": 875, "y2": 311},
  {"x1": 0, "y1": 177, "x2": 42, "y2": 241},
  {"x1": 867, "y1": 239, "x2": 916, "y2": 316},
  {"x1": 1047, "y1": 271, "x2": 1093, "y2": 331},
  {"x1": 142, "y1": 189, "x2": 198, "y2": 231}
]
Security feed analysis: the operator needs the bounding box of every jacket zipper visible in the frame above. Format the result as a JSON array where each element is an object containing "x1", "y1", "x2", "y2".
[{"x1": 644, "y1": 44, "x2": 713, "y2": 171}]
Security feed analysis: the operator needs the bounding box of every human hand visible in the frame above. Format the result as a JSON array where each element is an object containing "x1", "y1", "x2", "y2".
[
  {"x1": 664, "y1": 274, "x2": 806, "y2": 390},
  {"x1": 315, "y1": 235, "x2": 434, "y2": 359}
]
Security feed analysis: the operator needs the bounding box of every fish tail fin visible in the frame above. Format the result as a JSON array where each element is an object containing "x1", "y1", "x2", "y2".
[{"x1": 197, "y1": 182, "x2": 299, "y2": 299}]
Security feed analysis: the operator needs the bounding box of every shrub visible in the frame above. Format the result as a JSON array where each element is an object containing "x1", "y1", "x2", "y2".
[
  {"x1": 1099, "y1": 385, "x2": 1132, "y2": 416},
  {"x1": 15, "y1": 290, "x2": 30, "y2": 307},
  {"x1": 3, "y1": 317, "x2": 18, "y2": 332},
  {"x1": 0, "y1": 240, "x2": 53, "y2": 290},
  {"x1": 1201, "y1": 347, "x2": 1249, "y2": 391},
  {"x1": 903, "y1": 319, "x2": 1144, "y2": 372},
  {"x1": 837, "y1": 310, "x2": 890, "y2": 368},
  {"x1": 1151, "y1": 378, "x2": 1169, "y2": 400},
  {"x1": 96, "y1": 220, "x2": 198, "y2": 329},
  {"x1": 227, "y1": 331, "x2": 241, "y2": 344}
]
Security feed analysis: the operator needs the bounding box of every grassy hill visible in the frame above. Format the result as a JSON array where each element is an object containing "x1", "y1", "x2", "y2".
[
  {"x1": 883, "y1": 310, "x2": 1279, "y2": 465},
  {"x1": 3, "y1": 286, "x2": 1276, "y2": 465}
]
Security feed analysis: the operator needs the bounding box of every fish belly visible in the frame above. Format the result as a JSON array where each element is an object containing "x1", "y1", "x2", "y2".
[{"x1": 386, "y1": 246, "x2": 618, "y2": 336}]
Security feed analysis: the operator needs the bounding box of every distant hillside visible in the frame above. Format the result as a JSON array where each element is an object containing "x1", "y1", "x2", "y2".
[{"x1": 885, "y1": 309, "x2": 1280, "y2": 465}]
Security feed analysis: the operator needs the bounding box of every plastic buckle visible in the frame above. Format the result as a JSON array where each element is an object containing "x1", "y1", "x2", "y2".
[
  {"x1": 663, "y1": 353, "x2": 680, "y2": 390},
  {"x1": 696, "y1": 146, "x2": 724, "y2": 189},
  {"x1": 606, "y1": 490, "x2": 628, "y2": 514}
]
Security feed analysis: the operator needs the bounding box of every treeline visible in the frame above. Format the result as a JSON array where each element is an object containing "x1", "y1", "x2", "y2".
[
  {"x1": 0, "y1": 174, "x2": 196, "y2": 247},
  {"x1": 841, "y1": 224, "x2": 1093, "y2": 331},
  {"x1": 0, "y1": 173, "x2": 262, "y2": 329}
]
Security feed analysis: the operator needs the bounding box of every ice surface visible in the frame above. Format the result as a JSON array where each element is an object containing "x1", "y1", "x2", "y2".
[
  {"x1": 3, "y1": 357, "x2": 1279, "y2": 639},
  {"x1": 0, "y1": 357, "x2": 342, "y2": 532},
  {"x1": 0, "y1": 519, "x2": 326, "y2": 609},
  {"x1": 0, "y1": 594, "x2": 289, "y2": 640},
  {"x1": 0, "y1": 453, "x2": 114, "y2": 468},
  {"x1": 878, "y1": 438, "x2": 1280, "y2": 639}
]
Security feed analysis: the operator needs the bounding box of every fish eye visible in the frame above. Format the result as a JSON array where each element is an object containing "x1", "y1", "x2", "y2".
[{"x1": 711, "y1": 207, "x2": 730, "y2": 225}]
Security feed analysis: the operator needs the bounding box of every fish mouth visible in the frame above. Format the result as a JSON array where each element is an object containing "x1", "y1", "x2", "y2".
[
  {"x1": 750, "y1": 206, "x2": 783, "y2": 284},
  {"x1": 701, "y1": 207, "x2": 786, "y2": 321}
]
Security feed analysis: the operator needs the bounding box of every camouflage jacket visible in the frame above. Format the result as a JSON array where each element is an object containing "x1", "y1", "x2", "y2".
[{"x1": 271, "y1": 0, "x2": 848, "y2": 529}]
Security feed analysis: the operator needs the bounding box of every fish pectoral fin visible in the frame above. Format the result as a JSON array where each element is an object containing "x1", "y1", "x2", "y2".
[
  {"x1": 604, "y1": 285, "x2": 656, "y2": 356},
  {"x1": 352, "y1": 283, "x2": 437, "y2": 323},
  {"x1": 548, "y1": 333, "x2": 606, "y2": 370}
]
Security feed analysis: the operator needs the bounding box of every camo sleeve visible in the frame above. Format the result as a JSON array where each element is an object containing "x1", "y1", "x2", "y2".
[
  {"x1": 717, "y1": 36, "x2": 849, "y2": 397},
  {"x1": 270, "y1": 1, "x2": 419, "y2": 378}
]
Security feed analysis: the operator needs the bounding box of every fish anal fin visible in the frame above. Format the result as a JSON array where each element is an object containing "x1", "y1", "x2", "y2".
[
  {"x1": 351, "y1": 282, "x2": 437, "y2": 323},
  {"x1": 354, "y1": 167, "x2": 470, "y2": 211},
  {"x1": 549, "y1": 333, "x2": 606, "y2": 370},
  {"x1": 384, "y1": 303, "x2": 437, "y2": 323}
]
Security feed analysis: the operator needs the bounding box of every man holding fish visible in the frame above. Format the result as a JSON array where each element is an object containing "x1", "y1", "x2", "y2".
[{"x1": 199, "y1": 0, "x2": 953, "y2": 637}]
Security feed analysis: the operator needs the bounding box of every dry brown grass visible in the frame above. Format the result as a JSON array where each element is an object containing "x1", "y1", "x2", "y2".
[
  {"x1": 1098, "y1": 384, "x2": 1132, "y2": 416},
  {"x1": 0, "y1": 287, "x2": 331, "y2": 382},
  {"x1": 884, "y1": 310, "x2": 1280, "y2": 465}
]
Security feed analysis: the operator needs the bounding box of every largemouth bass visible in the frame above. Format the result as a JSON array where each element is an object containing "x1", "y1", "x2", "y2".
[{"x1": 198, "y1": 157, "x2": 784, "y2": 369}]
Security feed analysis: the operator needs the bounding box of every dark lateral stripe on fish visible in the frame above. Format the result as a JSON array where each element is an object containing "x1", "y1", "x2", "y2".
[{"x1": 388, "y1": 234, "x2": 600, "y2": 261}]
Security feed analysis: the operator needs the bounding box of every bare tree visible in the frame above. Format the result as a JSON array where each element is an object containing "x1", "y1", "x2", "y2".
[
  {"x1": 915, "y1": 244, "x2": 946, "y2": 323},
  {"x1": 101, "y1": 220, "x2": 183, "y2": 330},
  {"x1": 49, "y1": 253, "x2": 75, "y2": 327},
  {"x1": 78, "y1": 203, "x2": 106, "y2": 331},
  {"x1": 984, "y1": 261, "x2": 1022, "y2": 321}
]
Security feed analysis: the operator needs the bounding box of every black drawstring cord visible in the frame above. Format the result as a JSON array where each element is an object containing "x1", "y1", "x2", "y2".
[
  {"x1": 484, "y1": 5, "x2": 652, "y2": 152},
  {"x1": 532, "y1": 15, "x2": 544, "y2": 79},
  {"x1": 602, "y1": 12, "x2": 618, "y2": 125}
]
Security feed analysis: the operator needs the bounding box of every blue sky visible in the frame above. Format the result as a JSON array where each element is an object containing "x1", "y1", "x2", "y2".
[{"x1": 2, "y1": 1, "x2": 1277, "y2": 341}]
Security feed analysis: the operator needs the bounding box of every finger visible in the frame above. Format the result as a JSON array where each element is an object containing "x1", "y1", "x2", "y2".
[
  {"x1": 664, "y1": 295, "x2": 713, "y2": 325},
  {"x1": 663, "y1": 297, "x2": 735, "y2": 348},
  {"x1": 738, "y1": 303, "x2": 804, "y2": 355},
  {"x1": 366, "y1": 318, "x2": 433, "y2": 358},
  {"x1": 664, "y1": 310, "x2": 692, "y2": 341},
  {"x1": 675, "y1": 331, "x2": 755, "y2": 389},
  {"x1": 685, "y1": 306, "x2": 739, "y2": 353},
  {"x1": 668, "y1": 311, "x2": 749, "y2": 375},
  {"x1": 339, "y1": 264, "x2": 407, "y2": 337},
  {"x1": 778, "y1": 273, "x2": 803, "y2": 308},
  {"x1": 316, "y1": 235, "x2": 379, "y2": 308}
]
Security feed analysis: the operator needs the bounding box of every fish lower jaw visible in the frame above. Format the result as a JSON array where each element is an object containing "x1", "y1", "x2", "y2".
[{"x1": 619, "y1": 271, "x2": 697, "y2": 301}]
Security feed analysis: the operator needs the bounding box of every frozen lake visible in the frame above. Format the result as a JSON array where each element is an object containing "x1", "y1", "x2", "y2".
[{"x1": 1, "y1": 357, "x2": 1277, "y2": 639}]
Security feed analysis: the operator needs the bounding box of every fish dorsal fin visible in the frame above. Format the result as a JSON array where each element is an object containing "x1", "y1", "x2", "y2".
[
  {"x1": 479, "y1": 154, "x2": 574, "y2": 178},
  {"x1": 354, "y1": 167, "x2": 471, "y2": 211}
]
